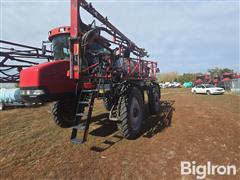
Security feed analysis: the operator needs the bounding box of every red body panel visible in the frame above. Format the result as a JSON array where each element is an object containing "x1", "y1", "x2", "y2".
[
  {"x1": 222, "y1": 78, "x2": 231, "y2": 82},
  {"x1": 20, "y1": 60, "x2": 76, "y2": 94},
  {"x1": 213, "y1": 79, "x2": 219, "y2": 86}
]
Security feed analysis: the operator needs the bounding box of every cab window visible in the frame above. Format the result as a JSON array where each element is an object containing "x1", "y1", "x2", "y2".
[{"x1": 52, "y1": 35, "x2": 70, "y2": 60}]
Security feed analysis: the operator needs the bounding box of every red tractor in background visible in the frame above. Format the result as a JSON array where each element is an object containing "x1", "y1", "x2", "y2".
[
  {"x1": 221, "y1": 72, "x2": 233, "y2": 82},
  {"x1": 213, "y1": 75, "x2": 220, "y2": 87},
  {"x1": 19, "y1": 0, "x2": 160, "y2": 144},
  {"x1": 198, "y1": 72, "x2": 239, "y2": 88},
  {"x1": 194, "y1": 74, "x2": 204, "y2": 85},
  {"x1": 220, "y1": 72, "x2": 240, "y2": 90},
  {"x1": 195, "y1": 74, "x2": 211, "y2": 85}
]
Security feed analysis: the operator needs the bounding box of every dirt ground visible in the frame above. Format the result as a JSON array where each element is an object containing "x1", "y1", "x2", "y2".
[{"x1": 0, "y1": 88, "x2": 239, "y2": 179}]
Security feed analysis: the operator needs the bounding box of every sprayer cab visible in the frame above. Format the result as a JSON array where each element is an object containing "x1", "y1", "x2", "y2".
[{"x1": 48, "y1": 26, "x2": 71, "y2": 60}]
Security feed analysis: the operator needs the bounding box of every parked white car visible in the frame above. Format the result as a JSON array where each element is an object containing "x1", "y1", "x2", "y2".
[
  {"x1": 172, "y1": 82, "x2": 181, "y2": 88},
  {"x1": 159, "y1": 83, "x2": 167, "y2": 88},
  {"x1": 191, "y1": 84, "x2": 224, "y2": 95}
]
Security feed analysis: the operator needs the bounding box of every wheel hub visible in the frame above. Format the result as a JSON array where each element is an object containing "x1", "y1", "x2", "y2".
[{"x1": 130, "y1": 97, "x2": 142, "y2": 131}]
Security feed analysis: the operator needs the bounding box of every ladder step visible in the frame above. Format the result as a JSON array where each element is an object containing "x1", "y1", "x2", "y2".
[
  {"x1": 109, "y1": 117, "x2": 118, "y2": 121},
  {"x1": 81, "y1": 89, "x2": 98, "y2": 93},
  {"x1": 71, "y1": 138, "x2": 85, "y2": 144},
  {"x1": 79, "y1": 101, "x2": 89, "y2": 105},
  {"x1": 72, "y1": 124, "x2": 86, "y2": 131},
  {"x1": 70, "y1": 88, "x2": 96, "y2": 145},
  {"x1": 76, "y1": 113, "x2": 87, "y2": 118}
]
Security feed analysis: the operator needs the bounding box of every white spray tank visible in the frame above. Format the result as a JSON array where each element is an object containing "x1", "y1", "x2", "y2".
[{"x1": 0, "y1": 88, "x2": 21, "y2": 103}]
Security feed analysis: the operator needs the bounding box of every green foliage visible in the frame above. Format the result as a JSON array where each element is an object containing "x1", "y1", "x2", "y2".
[
  {"x1": 158, "y1": 72, "x2": 178, "y2": 82},
  {"x1": 177, "y1": 73, "x2": 195, "y2": 84},
  {"x1": 157, "y1": 67, "x2": 234, "y2": 84},
  {"x1": 158, "y1": 72, "x2": 195, "y2": 84},
  {"x1": 208, "y1": 67, "x2": 233, "y2": 77}
]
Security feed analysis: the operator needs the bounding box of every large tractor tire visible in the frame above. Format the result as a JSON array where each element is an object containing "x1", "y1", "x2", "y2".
[
  {"x1": 148, "y1": 84, "x2": 161, "y2": 114},
  {"x1": 52, "y1": 98, "x2": 78, "y2": 128},
  {"x1": 117, "y1": 87, "x2": 144, "y2": 139}
]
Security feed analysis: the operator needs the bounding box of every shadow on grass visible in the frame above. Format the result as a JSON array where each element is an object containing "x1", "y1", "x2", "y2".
[
  {"x1": 90, "y1": 132, "x2": 123, "y2": 152},
  {"x1": 89, "y1": 100, "x2": 175, "y2": 152},
  {"x1": 90, "y1": 114, "x2": 122, "y2": 152},
  {"x1": 142, "y1": 100, "x2": 175, "y2": 138},
  {"x1": 90, "y1": 118, "x2": 118, "y2": 137}
]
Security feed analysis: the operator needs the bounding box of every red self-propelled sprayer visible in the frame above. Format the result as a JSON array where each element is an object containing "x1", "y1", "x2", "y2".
[{"x1": 19, "y1": 0, "x2": 160, "y2": 144}]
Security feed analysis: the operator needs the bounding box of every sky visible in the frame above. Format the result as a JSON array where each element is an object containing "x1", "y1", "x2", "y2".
[{"x1": 0, "y1": 0, "x2": 239, "y2": 73}]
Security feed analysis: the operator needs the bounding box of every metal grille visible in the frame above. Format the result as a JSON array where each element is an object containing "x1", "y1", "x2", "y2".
[
  {"x1": 230, "y1": 78, "x2": 240, "y2": 93},
  {"x1": 223, "y1": 78, "x2": 240, "y2": 93}
]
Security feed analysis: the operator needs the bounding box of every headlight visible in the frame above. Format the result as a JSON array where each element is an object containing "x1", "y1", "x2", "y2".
[
  {"x1": 20, "y1": 89, "x2": 45, "y2": 96},
  {"x1": 20, "y1": 90, "x2": 26, "y2": 95},
  {"x1": 32, "y1": 90, "x2": 45, "y2": 95},
  {"x1": 26, "y1": 90, "x2": 31, "y2": 95},
  {"x1": 59, "y1": 27, "x2": 65, "y2": 32}
]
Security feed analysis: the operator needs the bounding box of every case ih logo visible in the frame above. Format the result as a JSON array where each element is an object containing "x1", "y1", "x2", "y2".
[{"x1": 181, "y1": 161, "x2": 237, "y2": 179}]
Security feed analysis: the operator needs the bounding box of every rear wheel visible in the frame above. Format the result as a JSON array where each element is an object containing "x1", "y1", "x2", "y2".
[
  {"x1": 148, "y1": 84, "x2": 161, "y2": 114},
  {"x1": 52, "y1": 98, "x2": 77, "y2": 128},
  {"x1": 117, "y1": 87, "x2": 144, "y2": 139}
]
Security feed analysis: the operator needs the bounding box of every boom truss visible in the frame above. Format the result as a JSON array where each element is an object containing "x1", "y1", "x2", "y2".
[
  {"x1": 0, "y1": 40, "x2": 52, "y2": 83},
  {"x1": 79, "y1": 0, "x2": 148, "y2": 57}
]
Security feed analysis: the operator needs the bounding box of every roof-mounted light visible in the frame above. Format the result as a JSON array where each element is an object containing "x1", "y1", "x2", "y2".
[{"x1": 59, "y1": 27, "x2": 65, "y2": 33}]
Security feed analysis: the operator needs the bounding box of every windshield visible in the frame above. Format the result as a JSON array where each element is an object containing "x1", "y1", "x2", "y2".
[
  {"x1": 52, "y1": 35, "x2": 69, "y2": 60},
  {"x1": 205, "y1": 84, "x2": 214, "y2": 88}
]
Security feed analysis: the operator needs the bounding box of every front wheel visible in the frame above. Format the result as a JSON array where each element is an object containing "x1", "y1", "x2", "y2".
[
  {"x1": 117, "y1": 87, "x2": 144, "y2": 139},
  {"x1": 52, "y1": 98, "x2": 78, "y2": 128}
]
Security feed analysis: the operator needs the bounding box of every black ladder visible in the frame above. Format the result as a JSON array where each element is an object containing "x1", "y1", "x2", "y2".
[{"x1": 70, "y1": 89, "x2": 97, "y2": 144}]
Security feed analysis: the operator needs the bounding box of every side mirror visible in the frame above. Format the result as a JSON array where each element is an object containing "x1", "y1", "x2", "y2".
[
  {"x1": 42, "y1": 44, "x2": 46, "y2": 55},
  {"x1": 156, "y1": 68, "x2": 160, "y2": 73}
]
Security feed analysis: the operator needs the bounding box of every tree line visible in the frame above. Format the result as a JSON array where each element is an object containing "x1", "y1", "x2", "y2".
[{"x1": 158, "y1": 67, "x2": 234, "y2": 84}]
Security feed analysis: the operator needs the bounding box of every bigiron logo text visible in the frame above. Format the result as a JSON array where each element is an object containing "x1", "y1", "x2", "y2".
[{"x1": 181, "y1": 161, "x2": 237, "y2": 179}]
